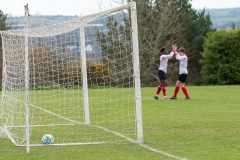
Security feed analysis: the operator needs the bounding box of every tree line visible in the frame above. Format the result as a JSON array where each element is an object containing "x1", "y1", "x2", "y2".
[
  {"x1": 0, "y1": 0, "x2": 239, "y2": 88},
  {"x1": 98, "y1": 0, "x2": 239, "y2": 86},
  {"x1": 126, "y1": 0, "x2": 215, "y2": 86}
]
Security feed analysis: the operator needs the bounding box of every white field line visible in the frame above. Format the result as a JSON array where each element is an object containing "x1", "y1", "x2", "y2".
[
  {"x1": 30, "y1": 104, "x2": 84, "y2": 125},
  {"x1": 139, "y1": 144, "x2": 188, "y2": 160},
  {"x1": 92, "y1": 125, "x2": 187, "y2": 160},
  {"x1": 31, "y1": 104, "x2": 188, "y2": 160}
]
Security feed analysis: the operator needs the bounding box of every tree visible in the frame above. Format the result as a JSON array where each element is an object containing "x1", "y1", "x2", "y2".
[
  {"x1": 131, "y1": 0, "x2": 192, "y2": 86},
  {"x1": 108, "y1": 0, "x2": 215, "y2": 86},
  {"x1": 200, "y1": 28, "x2": 240, "y2": 85},
  {"x1": 183, "y1": 8, "x2": 215, "y2": 84},
  {"x1": 0, "y1": 10, "x2": 10, "y2": 88}
]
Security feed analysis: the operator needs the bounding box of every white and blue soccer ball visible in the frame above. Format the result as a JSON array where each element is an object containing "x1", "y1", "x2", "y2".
[{"x1": 42, "y1": 134, "x2": 54, "y2": 144}]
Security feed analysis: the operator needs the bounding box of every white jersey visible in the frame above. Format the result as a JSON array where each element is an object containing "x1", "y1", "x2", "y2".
[
  {"x1": 175, "y1": 52, "x2": 188, "y2": 74},
  {"x1": 158, "y1": 52, "x2": 174, "y2": 73}
]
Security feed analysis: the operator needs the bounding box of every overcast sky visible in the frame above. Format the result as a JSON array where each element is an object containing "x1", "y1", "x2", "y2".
[{"x1": 0, "y1": 0, "x2": 239, "y2": 17}]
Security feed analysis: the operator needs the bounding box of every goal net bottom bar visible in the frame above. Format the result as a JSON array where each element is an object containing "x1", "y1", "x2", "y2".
[
  {"x1": 3, "y1": 123, "x2": 137, "y2": 147},
  {"x1": 4, "y1": 126, "x2": 107, "y2": 147},
  {"x1": 16, "y1": 142, "x2": 107, "y2": 147}
]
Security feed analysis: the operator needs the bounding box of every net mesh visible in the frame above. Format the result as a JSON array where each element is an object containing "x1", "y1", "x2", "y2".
[{"x1": 1, "y1": 3, "x2": 138, "y2": 146}]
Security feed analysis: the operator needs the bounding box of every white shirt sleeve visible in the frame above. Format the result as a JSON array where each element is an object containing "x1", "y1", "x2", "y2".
[{"x1": 161, "y1": 51, "x2": 174, "y2": 59}]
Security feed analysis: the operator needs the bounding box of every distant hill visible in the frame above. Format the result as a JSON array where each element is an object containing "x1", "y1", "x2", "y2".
[
  {"x1": 204, "y1": 7, "x2": 240, "y2": 29},
  {"x1": 6, "y1": 8, "x2": 240, "y2": 30},
  {"x1": 7, "y1": 15, "x2": 78, "y2": 26}
]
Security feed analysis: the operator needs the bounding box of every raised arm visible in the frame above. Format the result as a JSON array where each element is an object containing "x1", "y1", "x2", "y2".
[{"x1": 161, "y1": 51, "x2": 174, "y2": 59}]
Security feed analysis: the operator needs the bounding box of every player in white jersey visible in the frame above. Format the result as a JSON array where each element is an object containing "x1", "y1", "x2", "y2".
[
  {"x1": 154, "y1": 46, "x2": 175, "y2": 100},
  {"x1": 170, "y1": 46, "x2": 190, "y2": 100}
]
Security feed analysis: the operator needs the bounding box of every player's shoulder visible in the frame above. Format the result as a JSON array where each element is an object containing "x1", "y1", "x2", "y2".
[{"x1": 180, "y1": 55, "x2": 187, "y2": 61}]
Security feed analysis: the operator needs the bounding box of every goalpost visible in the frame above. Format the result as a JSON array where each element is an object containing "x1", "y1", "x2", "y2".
[{"x1": 0, "y1": 1, "x2": 143, "y2": 153}]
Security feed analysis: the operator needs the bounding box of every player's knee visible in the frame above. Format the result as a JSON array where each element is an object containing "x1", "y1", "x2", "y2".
[{"x1": 176, "y1": 81, "x2": 180, "y2": 87}]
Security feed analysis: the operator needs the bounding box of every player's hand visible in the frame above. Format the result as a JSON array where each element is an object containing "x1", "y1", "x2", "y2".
[
  {"x1": 174, "y1": 44, "x2": 177, "y2": 51},
  {"x1": 171, "y1": 44, "x2": 175, "y2": 52},
  {"x1": 173, "y1": 44, "x2": 177, "y2": 56}
]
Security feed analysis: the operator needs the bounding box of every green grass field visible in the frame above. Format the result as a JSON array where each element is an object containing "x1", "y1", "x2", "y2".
[{"x1": 0, "y1": 86, "x2": 240, "y2": 160}]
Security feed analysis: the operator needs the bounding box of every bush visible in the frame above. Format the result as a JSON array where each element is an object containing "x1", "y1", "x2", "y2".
[{"x1": 200, "y1": 28, "x2": 240, "y2": 84}]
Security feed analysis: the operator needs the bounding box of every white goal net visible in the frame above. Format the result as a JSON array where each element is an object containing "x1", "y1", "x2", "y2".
[{"x1": 0, "y1": 2, "x2": 142, "y2": 152}]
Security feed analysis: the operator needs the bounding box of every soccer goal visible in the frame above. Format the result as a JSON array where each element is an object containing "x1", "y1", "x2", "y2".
[{"x1": 0, "y1": 1, "x2": 142, "y2": 153}]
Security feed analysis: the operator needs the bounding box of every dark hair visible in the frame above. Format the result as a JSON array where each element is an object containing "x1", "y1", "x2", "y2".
[
  {"x1": 178, "y1": 47, "x2": 185, "y2": 53},
  {"x1": 160, "y1": 48, "x2": 166, "y2": 53}
]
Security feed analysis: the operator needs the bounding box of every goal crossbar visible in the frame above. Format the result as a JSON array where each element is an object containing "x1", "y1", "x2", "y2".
[{"x1": 1, "y1": 3, "x2": 130, "y2": 37}]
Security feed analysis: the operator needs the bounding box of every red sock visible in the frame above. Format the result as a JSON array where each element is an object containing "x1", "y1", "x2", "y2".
[
  {"x1": 156, "y1": 85, "x2": 161, "y2": 95},
  {"x1": 174, "y1": 86, "x2": 179, "y2": 97},
  {"x1": 162, "y1": 86, "x2": 166, "y2": 96},
  {"x1": 182, "y1": 87, "x2": 190, "y2": 98}
]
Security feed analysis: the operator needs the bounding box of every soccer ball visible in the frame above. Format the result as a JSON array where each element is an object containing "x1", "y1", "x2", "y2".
[{"x1": 42, "y1": 134, "x2": 54, "y2": 144}]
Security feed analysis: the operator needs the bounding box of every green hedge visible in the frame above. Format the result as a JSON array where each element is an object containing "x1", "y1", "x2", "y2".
[{"x1": 200, "y1": 28, "x2": 240, "y2": 84}]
